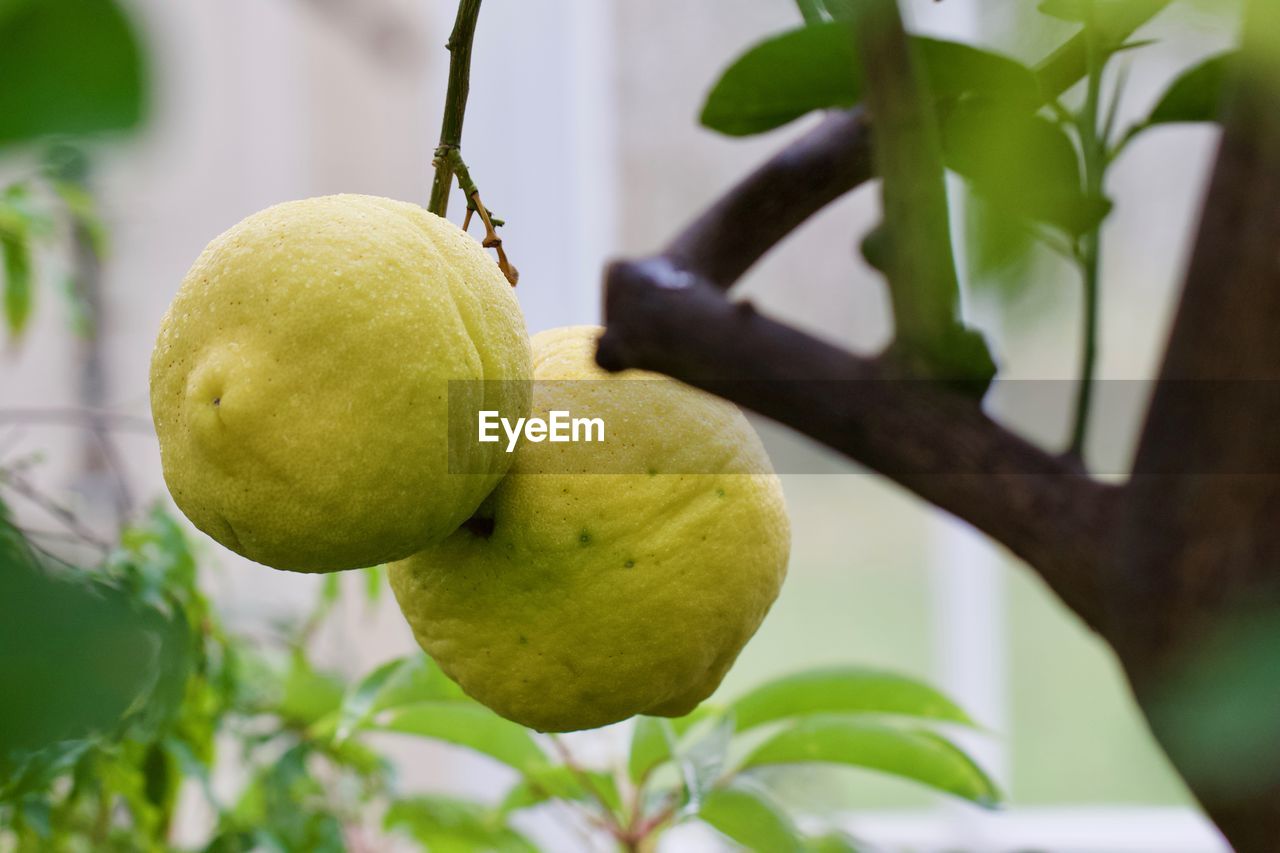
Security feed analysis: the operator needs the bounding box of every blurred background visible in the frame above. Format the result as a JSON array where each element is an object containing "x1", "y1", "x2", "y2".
[{"x1": 0, "y1": 0, "x2": 1239, "y2": 849}]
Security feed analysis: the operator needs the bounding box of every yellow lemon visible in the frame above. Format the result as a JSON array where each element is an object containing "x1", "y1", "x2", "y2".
[
  {"x1": 150, "y1": 194, "x2": 531, "y2": 572},
  {"x1": 390, "y1": 325, "x2": 789, "y2": 731}
]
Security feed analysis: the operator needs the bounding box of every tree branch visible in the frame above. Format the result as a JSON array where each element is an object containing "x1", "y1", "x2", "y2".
[
  {"x1": 1114, "y1": 3, "x2": 1280, "y2": 846},
  {"x1": 664, "y1": 108, "x2": 873, "y2": 290},
  {"x1": 592, "y1": 4, "x2": 1176, "y2": 631},
  {"x1": 598, "y1": 262, "x2": 1114, "y2": 631}
]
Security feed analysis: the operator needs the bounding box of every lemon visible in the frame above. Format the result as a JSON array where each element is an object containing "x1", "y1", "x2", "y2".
[
  {"x1": 390, "y1": 325, "x2": 789, "y2": 732},
  {"x1": 150, "y1": 194, "x2": 531, "y2": 572}
]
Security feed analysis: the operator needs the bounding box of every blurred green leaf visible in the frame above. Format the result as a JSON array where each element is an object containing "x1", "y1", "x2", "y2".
[
  {"x1": 16, "y1": 794, "x2": 52, "y2": 838},
  {"x1": 701, "y1": 21, "x2": 863, "y2": 136},
  {"x1": 680, "y1": 713, "x2": 735, "y2": 807},
  {"x1": 385, "y1": 796, "x2": 538, "y2": 853},
  {"x1": 332, "y1": 657, "x2": 405, "y2": 741},
  {"x1": 730, "y1": 667, "x2": 977, "y2": 732},
  {"x1": 916, "y1": 38, "x2": 1042, "y2": 109},
  {"x1": 1146, "y1": 51, "x2": 1235, "y2": 127},
  {"x1": 52, "y1": 180, "x2": 109, "y2": 257},
  {"x1": 963, "y1": 188, "x2": 1041, "y2": 293},
  {"x1": 702, "y1": 22, "x2": 1043, "y2": 140},
  {"x1": 699, "y1": 781, "x2": 804, "y2": 853},
  {"x1": 499, "y1": 764, "x2": 621, "y2": 817},
  {"x1": 629, "y1": 716, "x2": 670, "y2": 784},
  {"x1": 277, "y1": 651, "x2": 345, "y2": 726},
  {"x1": 320, "y1": 571, "x2": 340, "y2": 605},
  {"x1": 0, "y1": 511, "x2": 190, "y2": 780},
  {"x1": 333, "y1": 655, "x2": 467, "y2": 741},
  {"x1": 628, "y1": 707, "x2": 719, "y2": 784},
  {"x1": 804, "y1": 831, "x2": 867, "y2": 852},
  {"x1": 1, "y1": 224, "x2": 32, "y2": 337},
  {"x1": 1038, "y1": 0, "x2": 1161, "y2": 33},
  {"x1": 741, "y1": 716, "x2": 1001, "y2": 806},
  {"x1": 363, "y1": 564, "x2": 383, "y2": 602},
  {"x1": 1037, "y1": 0, "x2": 1089, "y2": 21},
  {"x1": 0, "y1": 0, "x2": 147, "y2": 147},
  {"x1": 376, "y1": 702, "x2": 548, "y2": 774},
  {"x1": 819, "y1": 0, "x2": 864, "y2": 20},
  {"x1": 793, "y1": 0, "x2": 828, "y2": 25},
  {"x1": 941, "y1": 97, "x2": 1110, "y2": 235},
  {"x1": 225, "y1": 744, "x2": 346, "y2": 853}
]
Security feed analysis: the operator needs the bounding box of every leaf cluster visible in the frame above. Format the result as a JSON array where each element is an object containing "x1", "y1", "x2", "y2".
[{"x1": 0, "y1": 495, "x2": 996, "y2": 851}]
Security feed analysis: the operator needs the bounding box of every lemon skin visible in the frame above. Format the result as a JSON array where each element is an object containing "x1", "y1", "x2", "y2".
[
  {"x1": 390, "y1": 326, "x2": 789, "y2": 732},
  {"x1": 150, "y1": 194, "x2": 531, "y2": 572}
]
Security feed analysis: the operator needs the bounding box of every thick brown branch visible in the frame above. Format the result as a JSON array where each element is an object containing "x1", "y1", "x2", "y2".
[
  {"x1": 664, "y1": 109, "x2": 872, "y2": 290},
  {"x1": 1114, "y1": 3, "x2": 1280, "y2": 848},
  {"x1": 598, "y1": 263, "x2": 1114, "y2": 632}
]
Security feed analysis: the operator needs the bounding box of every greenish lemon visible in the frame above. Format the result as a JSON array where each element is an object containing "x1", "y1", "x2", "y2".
[
  {"x1": 150, "y1": 194, "x2": 531, "y2": 572},
  {"x1": 390, "y1": 326, "x2": 789, "y2": 731}
]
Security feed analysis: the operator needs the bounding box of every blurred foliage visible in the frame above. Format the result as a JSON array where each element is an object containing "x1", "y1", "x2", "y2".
[
  {"x1": 0, "y1": 0, "x2": 147, "y2": 147},
  {"x1": 0, "y1": 0, "x2": 145, "y2": 341},
  {"x1": 1, "y1": 146, "x2": 109, "y2": 341},
  {"x1": 701, "y1": 0, "x2": 1235, "y2": 450},
  {"x1": 0, "y1": 493, "x2": 996, "y2": 851}
]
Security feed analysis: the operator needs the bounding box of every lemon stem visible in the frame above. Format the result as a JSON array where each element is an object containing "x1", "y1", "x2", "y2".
[
  {"x1": 428, "y1": 0, "x2": 481, "y2": 219},
  {"x1": 428, "y1": 0, "x2": 518, "y2": 285}
]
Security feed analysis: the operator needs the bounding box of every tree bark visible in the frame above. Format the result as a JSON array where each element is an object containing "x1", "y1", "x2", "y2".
[{"x1": 1112, "y1": 5, "x2": 1280, "y2": 847}]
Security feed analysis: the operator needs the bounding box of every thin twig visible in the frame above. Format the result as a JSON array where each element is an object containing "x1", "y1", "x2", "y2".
[
  {"x1": 1068, "y1": 6, "x2": 1108, "y2": 460},
  {"x1": 0, "y1": 470, "x2": 111, "y2": 553},
  {"x1": 427, "y1": 2, "x2": 518, "y2": 285},
  {"x1": 547, "y1": 735, "x2": 622, "y2": 833},
  {"x1": 428, "y1": 0, "x2": 482, "y2": 218}
]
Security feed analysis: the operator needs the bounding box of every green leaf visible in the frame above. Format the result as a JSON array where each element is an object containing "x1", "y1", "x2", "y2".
[
  {"x1": 740, "y1": 717, "x2": 1001, "y2": 806},
  {"x1": 629, "y1": 716, "x2": 670, "y2": 784},
  {"x1": 680, "y1": 713, "x2": 735, "y2": 807},
  {"x1": 363, "y1": 564, "x2": 383, "y2": 602},
  {"x1": 16, "y1": 795, "x2": 52, "y2": 838},
  {"x1": 0, "y1": 0, "x2": 148, "y2": 147},
  {"x1": 1037, "y1": 0, "x2": 1088, "y2": 21},
  {"x1": 0, "y1": 520, "x2": 191, "y2": 778},
  {"x1": 915, "y1": 38, "x2": 1042, "y2": 110},
  {"x1": 333, "y1": 655, "x2": 468, "y2": 740},
  {"x1": 1146, "y1": 52, "x2": 1235, "y2": 127},
  {"x1": 804, "y1": 831, "x2": 867, "y2": 853},
  {"x1": 276, "y1": 651, "x2": 345, "y2": 726},
  {"x1": 332, "y1": 658, "x2": 404, "y2": 740},
  {"x1": 793, "y1": 0, "x2": 828, "y2": 25},
  {"x1": 701, "y1": 26, "x2": 1042, "y2": 139},
  {"x1": 628, "y1": 707, "x2": 720, "y2": 784},
  {"x1": 332, "y1": 650, "x2": 468, "y2": 737},
  {"x1": 941, "y1": 97, "x2": 1110, "y2": 235},
  {"x1": 320, "y1": 572, "x2": 340, "y2": 605},
  {"x1": 730, "y1": 667, "x2": 977, "y2": 732},
  {"x1": 1, "y1": 226, "x2": 32, "y2": 337},
  {"x1": 376, "y1": 702, "x2": 548, "y2": 774},
  {"x1": 385, "y1": 796, "x2": 538, "y2": 853},
  {"x1": 499, "y1": 765, "x2": 621, "y2": 817},
  {"x1": 51, "y1": 180, "x2": 108, "y2": 258},
  {"x1": 819, "y1": 0, "x2": 864, "y2": 20},
  {"x1": 701, "y1": 21, "x2": 863, "y2": 136},
  {"x1": 699, "y1": 782, "x2": 804, "y2": 853}
]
